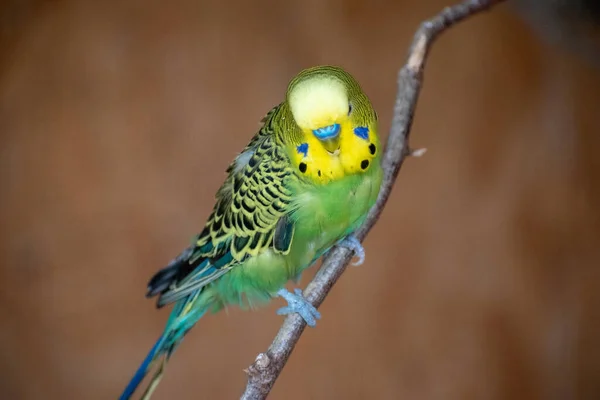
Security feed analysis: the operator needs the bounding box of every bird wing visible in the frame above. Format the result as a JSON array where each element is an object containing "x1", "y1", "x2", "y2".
[{"x1": 147, "y1": 111, "x2": 297, "y2": 307}]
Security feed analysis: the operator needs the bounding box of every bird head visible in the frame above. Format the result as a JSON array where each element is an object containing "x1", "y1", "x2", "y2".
[{"x1": 283, "y1": 66, "x2": 379, "y2": 182}]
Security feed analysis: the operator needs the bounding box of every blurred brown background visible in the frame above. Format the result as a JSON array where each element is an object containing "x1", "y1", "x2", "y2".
[{"x1": 1, "y1": 0, "x2": 600, "y2": 399}]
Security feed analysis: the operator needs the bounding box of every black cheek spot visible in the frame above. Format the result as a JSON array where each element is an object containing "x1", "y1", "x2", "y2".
[
  {"x1": 317, "y1": 170, "x2": 321, "y2": 177},
  {"x1": 369, "y1": 143, "x2": 376, "y2": 155},
  {"x1": 299, "y1": 162, "x2": 307, "y2": 173},
  {"x1": 360, "y1": 160, "x2": 369, "y2": 170}
]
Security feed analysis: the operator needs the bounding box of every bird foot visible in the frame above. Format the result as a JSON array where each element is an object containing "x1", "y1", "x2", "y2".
[
  {"x1": 276, "y1": 288, "x2": 321, "y2": 327},
  {"x1": 338, "y1": 234, "x2": 365, "y2": 266}
]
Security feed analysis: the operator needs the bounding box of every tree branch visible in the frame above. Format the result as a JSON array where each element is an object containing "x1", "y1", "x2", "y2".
[{"x1": 241, "y1": 1, "x2": 507, "y2": 398}]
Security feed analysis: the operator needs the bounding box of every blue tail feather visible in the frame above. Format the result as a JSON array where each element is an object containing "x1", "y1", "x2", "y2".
[
  {"x1": 119, "y1": 336, "x2": 164, "y2": 400},
  {"x1": 120, "y1": 291, "x2": 209, "y2": 399}
]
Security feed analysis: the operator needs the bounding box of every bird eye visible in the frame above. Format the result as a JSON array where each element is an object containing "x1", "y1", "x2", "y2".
[{"x1": 348, "y1": 103, "x2": 353, "y2": 115}]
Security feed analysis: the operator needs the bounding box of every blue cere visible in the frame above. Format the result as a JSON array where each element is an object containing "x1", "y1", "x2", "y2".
[{"x1": 313, "y1": 123, "x2": 340, "y2": 140}]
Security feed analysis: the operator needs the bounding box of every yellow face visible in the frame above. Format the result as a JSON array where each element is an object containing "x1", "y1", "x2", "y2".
[{"x1": 287, "y1": 74, "x2": 379, "y2": 184}]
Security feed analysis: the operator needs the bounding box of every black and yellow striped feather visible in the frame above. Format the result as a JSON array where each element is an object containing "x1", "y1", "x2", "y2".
[{"x1": 146, "y1": 106, "x2": 297, "y2": 307}]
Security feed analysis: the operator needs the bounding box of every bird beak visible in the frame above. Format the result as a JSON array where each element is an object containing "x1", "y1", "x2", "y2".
[
  {"x1": 313, "y1": 123, "x2": 341, "y2": 154},
  {"x1": 320, "y1": 137, "x2": 340, "y2": 154}
]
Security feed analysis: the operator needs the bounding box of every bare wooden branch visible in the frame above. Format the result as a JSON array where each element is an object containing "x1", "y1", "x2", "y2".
[{"x1": 241, "y1": 1, "x2": 507, "y2": 399}]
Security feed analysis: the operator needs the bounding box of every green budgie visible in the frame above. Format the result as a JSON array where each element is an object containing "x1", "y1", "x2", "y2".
[{"x1": 120, "y1": 65, "x2": 382, "y2": 399}]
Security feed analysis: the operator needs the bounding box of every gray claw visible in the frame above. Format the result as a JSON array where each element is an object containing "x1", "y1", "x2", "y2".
[
  {"x1": 276, "y1": 288, "x2": 321, "y2": 327},
  {"x1": 339, "y1": 235, "x2": 365, "y2": 266}
]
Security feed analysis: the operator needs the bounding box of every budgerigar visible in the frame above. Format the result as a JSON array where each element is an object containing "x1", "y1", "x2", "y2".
[{"x1": 120, "y1": 65, "x2": 382, "y2": 400}]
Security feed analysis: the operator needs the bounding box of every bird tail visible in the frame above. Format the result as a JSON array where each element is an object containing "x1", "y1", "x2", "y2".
[
  {"x1": 119, "y1": 299, "x2": 210, "y2": 400},
  {"x1": 119, "y1": 335, "x2": 166, "y2": 400},
  {"x1": 121, "y1": 246, "x2": 214, "y2": 400}
]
